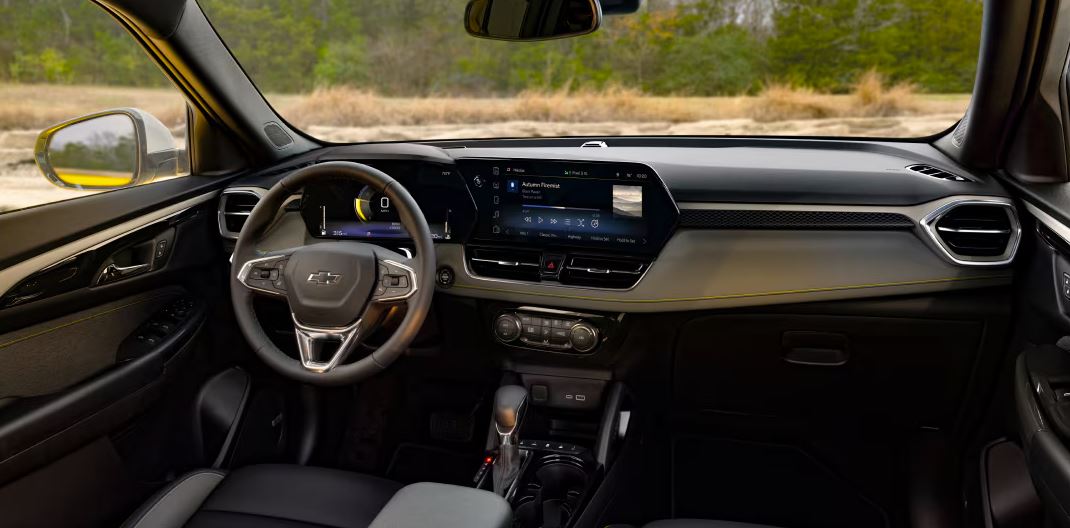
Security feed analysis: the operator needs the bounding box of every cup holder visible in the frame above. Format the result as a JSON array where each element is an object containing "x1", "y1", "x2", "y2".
[{"x1": 513, "y1": 454, "x2": 590, "y2": 528}]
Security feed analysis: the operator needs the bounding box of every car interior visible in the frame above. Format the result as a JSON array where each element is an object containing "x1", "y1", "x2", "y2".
[{"x1": 4, "y1": 0, "x2": 1070, "y2": 527}]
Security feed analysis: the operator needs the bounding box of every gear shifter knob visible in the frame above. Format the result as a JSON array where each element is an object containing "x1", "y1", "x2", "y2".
[
  {"x1": 494, "y1": 385, "x2": 528, "y2": 438},
  {"x1": 492, "y1": 385, "x2": 528, "y2": 496}
]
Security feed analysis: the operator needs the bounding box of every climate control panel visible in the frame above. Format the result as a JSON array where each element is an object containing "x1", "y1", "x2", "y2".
[{"x1": 493, "y1": 309, "x2": 606, "y2": 353}]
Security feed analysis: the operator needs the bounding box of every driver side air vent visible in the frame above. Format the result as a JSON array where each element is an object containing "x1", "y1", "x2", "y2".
[
  {"x1": 560, "y1": 255, "x2": 648, "y2": 289},
  {"x1": 468, "y1": 247, "x2": 541, "y2": 281},
  {"x1": 218, "y1": 190, "x2": 262, "y2": 239},
  {"x1": 926, "y1": 202, "x2": 1019, "y2": 265}
]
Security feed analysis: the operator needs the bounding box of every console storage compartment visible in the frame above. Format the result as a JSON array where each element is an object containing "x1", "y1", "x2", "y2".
[{"x1": 368, "y1": 482, "x2": 512, "y2": 528}]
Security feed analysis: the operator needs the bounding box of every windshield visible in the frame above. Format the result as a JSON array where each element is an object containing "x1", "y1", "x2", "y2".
[{"x1": 200, "y1": 0, "x2": 982, "y2": 142}]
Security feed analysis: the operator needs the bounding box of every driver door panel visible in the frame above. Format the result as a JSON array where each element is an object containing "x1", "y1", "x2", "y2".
[{"x1": 0, "y1": 178, "x2": 229, "y2": 525}]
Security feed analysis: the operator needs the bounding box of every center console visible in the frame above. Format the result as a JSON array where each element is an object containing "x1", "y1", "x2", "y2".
[{"x1": 474, "y1": 381, "x2": 630, "y2": 528}]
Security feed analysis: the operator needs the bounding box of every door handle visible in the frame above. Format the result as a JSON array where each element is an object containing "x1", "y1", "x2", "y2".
[{"x1": 98, "y1": 262, "x2": 150, "y2": 284}]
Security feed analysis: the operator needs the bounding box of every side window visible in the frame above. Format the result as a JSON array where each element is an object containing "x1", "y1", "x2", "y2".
[{"x1": 0, "y1": 2, "x2": 189, "y2": 215}]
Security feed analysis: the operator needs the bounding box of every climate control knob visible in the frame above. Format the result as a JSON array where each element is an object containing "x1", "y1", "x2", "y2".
[
  {"x1": 568, "y1": 323, "x2": 599, "y2": 353},
  {"x1": 494, "y1": 314, "x2": 522, "y2": 343}
]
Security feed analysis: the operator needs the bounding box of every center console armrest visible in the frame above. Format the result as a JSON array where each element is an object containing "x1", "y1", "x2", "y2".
[{"x1": 368, "y1": 482, "x2": 512, "y2": 528}]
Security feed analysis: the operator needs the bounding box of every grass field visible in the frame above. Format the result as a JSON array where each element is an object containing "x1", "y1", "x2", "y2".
[{"x1": 0, "y1": 80, "x2": 971, "y2": 212}]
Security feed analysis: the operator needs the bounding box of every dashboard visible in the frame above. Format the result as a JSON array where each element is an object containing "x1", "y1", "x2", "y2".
[{"x1": 234, "y1": 139, "x2": 1018, "y2": 314}]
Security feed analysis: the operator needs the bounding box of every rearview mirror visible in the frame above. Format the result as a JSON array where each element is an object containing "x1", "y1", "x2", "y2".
[
  {"x1": 600, "y1": 0, "x2": 641, "y2": 15},
  {"x1": 35, "y1": 108, "x2": 183, "y2": 191},
  {"x1": 465, "y1": 0, "x2": 601, "y2": 41}
]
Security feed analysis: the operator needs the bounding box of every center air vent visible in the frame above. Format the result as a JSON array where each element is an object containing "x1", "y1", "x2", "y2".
[
  {"x1": 468, "y1": 247, "x2": 541, "y2": 281},
  {"x1": 925, "y1": 201, "x2": 1019, "y2": 265},
  {"x1": 218, "y1": 190, "x2": 262, "y2": 239},
  {"x1": 907, "y1": 164, "x2": 973, "y2": 183},
  {"x1": 560, "y1": 255, "x2": 648, "y2": 289}
]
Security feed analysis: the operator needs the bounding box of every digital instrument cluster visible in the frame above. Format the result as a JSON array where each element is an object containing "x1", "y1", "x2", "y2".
[{"x1": 299, "y1": 162, "x2": 476, "y2": 242}]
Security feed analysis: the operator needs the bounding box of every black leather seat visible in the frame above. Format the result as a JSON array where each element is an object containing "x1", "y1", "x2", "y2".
[
  {"x1": 121, "y1": 464, "x2": 403, "y2": 528},
  {"x1": 643, "y1": 521, "x2": 781, "y2": 528}
]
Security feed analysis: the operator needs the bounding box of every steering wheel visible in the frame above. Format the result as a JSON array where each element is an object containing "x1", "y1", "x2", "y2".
[{"x1": 229, "y1": 161, "x2": 436, "y2": 386}]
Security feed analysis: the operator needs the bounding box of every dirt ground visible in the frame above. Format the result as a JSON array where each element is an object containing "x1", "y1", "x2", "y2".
[{"x1": 0, "y1": 113, "x2": 962, "y2": 212}]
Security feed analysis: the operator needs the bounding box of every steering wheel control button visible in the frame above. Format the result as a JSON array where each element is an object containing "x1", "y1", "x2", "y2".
[
  {"x1": 237, "y1": 255, "x2": 293, "y2": 297},
  {"x1": 373, "y1": 259, "x2": 416, "y2": 302},
  {"x1": 253, "y1": 267, "x2": 279, "y2": 280},
  {"x1": 382, "y1": 275, "x2": 408, "y2": 288},
  {"x1": 494, "y1": 314, "x2": 522, "y2": 343},
  {"x1": 435, "y1": 266, "x2": 455, "y2": 288}
]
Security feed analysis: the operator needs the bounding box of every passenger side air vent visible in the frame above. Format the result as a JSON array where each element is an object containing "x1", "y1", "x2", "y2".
[
  {"x1": 218, "y1": 190, "x2": 262, "y2": 239},
  {"x1": 560, "y1": 255, "x2": 648, "y2": 289},
  {"x1": 906, "y1": 164, "x2": 973, "y2": 183},
  {"x1": 468, "y1": 247, "x2": 542, "y2": 281},
  {"x1": 925, "y1": 202, "x2": 1019, "y2": 265}
]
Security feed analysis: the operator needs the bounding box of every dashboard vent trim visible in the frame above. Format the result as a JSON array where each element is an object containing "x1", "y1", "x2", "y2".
[
  {"x1": 560, "y1": 255, "x2": 649, "y2": 289},
  {"x1": 906, "y1": 164, "x2": 973, "y2": 183},
  {"x1": 467, "y1": 247, "x2": 542, "y2": 282},
  {"x1": 678, "y1": 209, "x2": 914, "y2": 230},
  {"x1": 921, "y1": 200, "x2": 1020, "y2": 266},
  {"x1": 218, "y1": 188, "x2": 264, "y2": 239}
]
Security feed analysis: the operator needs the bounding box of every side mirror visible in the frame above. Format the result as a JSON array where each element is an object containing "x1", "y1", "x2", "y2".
[
  {"x1": 465, "y1": 0, "x2": 602, "y2": 41},
  {"x1": 35, "y1": 108, "x2": 183, "y2": 191}
]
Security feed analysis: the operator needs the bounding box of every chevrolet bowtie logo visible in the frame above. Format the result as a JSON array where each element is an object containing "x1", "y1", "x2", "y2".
[{"x1": 307, "y1": 271, "x2": 341, "y2": 285}]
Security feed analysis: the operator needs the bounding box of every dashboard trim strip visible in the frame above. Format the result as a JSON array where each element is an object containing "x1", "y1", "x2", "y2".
[
  {"x1": 460, "y1": 246, "x2": 654, "y2": 293},
  {"x1": 450, "y1": 274, "x2": 1012, "y2": 304}
]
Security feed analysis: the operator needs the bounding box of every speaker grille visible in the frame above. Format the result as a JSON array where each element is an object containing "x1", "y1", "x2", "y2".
[{"x1": 264, "y1": 122, "x2": 293, "y2": 149}]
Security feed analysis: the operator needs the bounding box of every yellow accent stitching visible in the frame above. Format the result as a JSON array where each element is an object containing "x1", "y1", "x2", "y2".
[{"x1": 0, "y1": 294, "x2": 172, "y2": 350}]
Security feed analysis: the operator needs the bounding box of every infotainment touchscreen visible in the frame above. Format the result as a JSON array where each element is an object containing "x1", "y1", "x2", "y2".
[{"x1": 461, "y1": 159, "x2": 677, "y2": 253}]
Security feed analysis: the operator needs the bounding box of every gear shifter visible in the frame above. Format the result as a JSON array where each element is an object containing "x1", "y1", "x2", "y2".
[{"x1": 492, "y1": 385, "x2": 528, "y2": 496}]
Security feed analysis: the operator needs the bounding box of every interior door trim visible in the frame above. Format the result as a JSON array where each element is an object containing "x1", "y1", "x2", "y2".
[
  {"x1": 0, "y1": 191, "x2": 218, "y2": 299},
  {"x1": 1027, "y1": 202, "x2": 1070, "y2": 245}
]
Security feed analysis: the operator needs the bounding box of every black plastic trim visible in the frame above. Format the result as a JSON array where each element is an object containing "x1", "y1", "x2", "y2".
[{"x1": 678, "y1": 209, "x2": 915, "y2": 230}]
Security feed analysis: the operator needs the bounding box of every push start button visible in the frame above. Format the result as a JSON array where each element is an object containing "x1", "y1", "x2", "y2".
[{"x1": 436, "y1": 266, "x2": 455, "y2": 288}]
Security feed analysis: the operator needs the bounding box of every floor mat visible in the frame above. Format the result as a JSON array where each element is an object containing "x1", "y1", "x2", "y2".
[
  {"x1": 386, "y1": 442, "x2": 482, "y2": 486},
  {"x1": 671, "y1": 436, "x2": 889, "y2": 528}
]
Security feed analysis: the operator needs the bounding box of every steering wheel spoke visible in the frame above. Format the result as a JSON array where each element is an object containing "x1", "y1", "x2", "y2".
[
  {"x1": 292, "y1": 315, "x2": 364, "y2": 373},
  {"x1": 236, "y1": 251, "x2": 294, "y2": 297}
]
